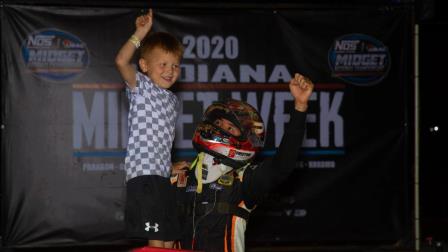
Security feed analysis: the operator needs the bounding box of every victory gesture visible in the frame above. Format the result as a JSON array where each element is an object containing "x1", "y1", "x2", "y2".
[
  {"x1": 289, "y1": 73, "x2": 314, "y2": 112},
  {"x1": 115, "y1": 6, "x2": 185, "y2": 249},
  {"x1": 134, "y1": 9, "x2": 153, "y2": 38}
]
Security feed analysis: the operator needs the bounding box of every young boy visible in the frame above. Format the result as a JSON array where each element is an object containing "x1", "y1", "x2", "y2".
[{"x1": 115, "y1": 9, "x2": 184, "y2": 248}]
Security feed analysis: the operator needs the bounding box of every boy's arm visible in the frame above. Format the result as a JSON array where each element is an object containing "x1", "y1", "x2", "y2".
[
  {"x1": 115, "y1": 9, "x2": 153, "y2": 89},
  {"x1": 242, "y1": 73, "x2": 313, "y2": 208}
]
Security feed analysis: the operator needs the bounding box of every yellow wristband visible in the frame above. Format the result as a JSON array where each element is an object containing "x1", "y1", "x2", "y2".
[{"x1": 129, "y1": 35, "x2": 141, "y2": 49}]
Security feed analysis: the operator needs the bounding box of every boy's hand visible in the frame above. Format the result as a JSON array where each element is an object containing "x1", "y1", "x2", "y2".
[
  {"x1": 134, "y1": 9, "x2": 153, "y2": 39},
  {"x1": 171, "y1": 161, "x2": 190, "y2": 175},
  {"x1": 289, "y1": 73, "x2": 314, "y2": 112}
]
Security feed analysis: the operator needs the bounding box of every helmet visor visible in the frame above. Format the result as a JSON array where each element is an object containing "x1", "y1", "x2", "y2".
[{"x1": 203, "y1": 100, "x2": 264, "y2": 148}]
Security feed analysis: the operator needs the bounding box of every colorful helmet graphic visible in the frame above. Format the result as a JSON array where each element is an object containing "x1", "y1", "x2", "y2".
[{"x1": 192, "y1": 99, "x2": 265, "y2": 168}]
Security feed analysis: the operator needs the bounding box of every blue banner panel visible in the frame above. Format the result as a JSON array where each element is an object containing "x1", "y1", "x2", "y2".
[{"x1": 1, "y1": 4, "x2": 412, "y2": 248}]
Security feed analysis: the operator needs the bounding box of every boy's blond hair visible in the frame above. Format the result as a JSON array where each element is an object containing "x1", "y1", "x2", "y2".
[{"x1": 140, "y1": 32, "x2": 184, "y2": 60}]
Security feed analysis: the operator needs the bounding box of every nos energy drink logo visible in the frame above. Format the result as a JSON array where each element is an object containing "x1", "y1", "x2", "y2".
[
  {"x1": 328, "y1": 34, "x2": 390, "y2": 86},
  {"x1": 22, "y1": 29, "x2": 89, "y2": 82}
]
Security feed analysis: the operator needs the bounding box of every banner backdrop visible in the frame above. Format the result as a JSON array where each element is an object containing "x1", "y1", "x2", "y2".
[{"x1": 1, "y1": 4, "x2": 412, "y2": 248}]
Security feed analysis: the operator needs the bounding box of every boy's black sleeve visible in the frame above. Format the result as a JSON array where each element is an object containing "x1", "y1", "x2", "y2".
[{"x1": 242, "y1": 110, "x2": 307, "y2": 209}]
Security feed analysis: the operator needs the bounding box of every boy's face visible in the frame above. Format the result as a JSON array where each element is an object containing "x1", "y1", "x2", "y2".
[
  {"x1": 213, "y1": 118, "x2": 242, "y2": 137},
  {"x1": 139, "y1": 47, "x2": 181, "y2": 89}
]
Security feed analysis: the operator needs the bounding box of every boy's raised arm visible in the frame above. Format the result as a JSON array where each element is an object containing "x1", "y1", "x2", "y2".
[{"x1": 115, "y1": 9, "x2": 153, "y2": 89}]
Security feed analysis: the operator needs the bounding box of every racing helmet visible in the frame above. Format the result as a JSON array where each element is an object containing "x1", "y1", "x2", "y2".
[{"x1": 192, "y1": 99, "x2": 265, "y2": 168}]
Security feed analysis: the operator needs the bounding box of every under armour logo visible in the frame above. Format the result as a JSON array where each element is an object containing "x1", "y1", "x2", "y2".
[{"x1": 144, "y1": 222, "x2": 159, "y2": 232}]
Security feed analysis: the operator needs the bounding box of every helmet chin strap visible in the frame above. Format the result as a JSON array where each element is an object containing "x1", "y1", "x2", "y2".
[
  {"x1": 195, "y1": 152, "x2": 205, "y2": 193},
  {"x1": 193, "y1": 152, "x2": 233, "y2": 193}
]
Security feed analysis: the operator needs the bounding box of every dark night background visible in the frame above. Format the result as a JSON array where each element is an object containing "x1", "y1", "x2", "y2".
[{"x1": 419, "y1": 0, "x2": 448, "y2": 246}]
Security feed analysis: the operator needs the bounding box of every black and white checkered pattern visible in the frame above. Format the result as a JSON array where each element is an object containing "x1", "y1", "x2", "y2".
[{"x1": 125, "y1": 72, "x2": 178, "y2": 181}]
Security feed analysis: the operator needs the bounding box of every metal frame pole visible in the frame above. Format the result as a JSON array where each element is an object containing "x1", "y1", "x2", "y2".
[{"x1": 414, "y1": 23, "x2": 421, "y2": 252}]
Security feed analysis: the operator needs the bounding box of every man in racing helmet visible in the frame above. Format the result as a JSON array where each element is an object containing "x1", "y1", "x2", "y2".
[{"x1": 172, "y1": 73, "x2": 313, "y2": 252}]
